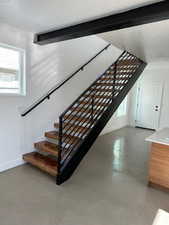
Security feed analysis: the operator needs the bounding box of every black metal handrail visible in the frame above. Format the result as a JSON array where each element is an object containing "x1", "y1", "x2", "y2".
[{"x1": 21, "y1": 44, "x2": 111, "y2": 117}]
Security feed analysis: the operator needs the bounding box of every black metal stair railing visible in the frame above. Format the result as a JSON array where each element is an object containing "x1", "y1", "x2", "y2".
[{"x1": 57, "y1": 51, "x2": 146, "y2": 183}]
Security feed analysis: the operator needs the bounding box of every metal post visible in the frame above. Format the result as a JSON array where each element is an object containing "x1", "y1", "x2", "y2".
[
  {"x1": 56, "y1": 116, "x2": 63, "y2": 185},
  {"x1": 112, "y1": 62, "x2": 117, "y2": 99}
]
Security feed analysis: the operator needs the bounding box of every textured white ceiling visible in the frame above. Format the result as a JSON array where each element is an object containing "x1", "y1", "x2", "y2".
[
  {"x1": 0, "y1": 0, "x2": 162, "y2": 32},
  {"x1": 98, "y1": 19, "x2": 169, "y2": 62}
]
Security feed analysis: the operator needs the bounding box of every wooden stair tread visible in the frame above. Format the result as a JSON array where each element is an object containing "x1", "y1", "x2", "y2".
[
  {"x1": 105, "y1": 71, "x2": 132, "y2": 76},
  {"x1": 95, "y1": 82, "x2": 124, "y2": 87},
  {"x1": 117, "y1": 60, "x2": 138, "y2": 66},
  {"x1": 45, "y1": 130, "x2": 80, "y2": 142},
  {"x1": 34, "y1": 141, "x2": 58, "y2": 157},
  {"x1": 72, "y1": 106, "x2": 102, "y2": 113},
  {"x1": 63, "y1": 115, "x2": 91, "y2": 123},
  {"x1": 95, "y1": 85, "x2": 123, "y2": 90},
  {"x1": 79, "y1": 100, "x2": 109, "y2": 107},
  {"x1": 54, "y1": 123, "x2": 88, "y2": 133},
  {"x1": 94, "y1": 88, "x2": 112, "y2": 92},
  {"x1": 23, "y1": 152, "x2": 57, "y2": 176},
  {"x1": 45, "y1": 131, "x2": 59, "y2": 139},
  {"x1": 93, "y1": 87, "x2": 122, "y2": 92},
  {"x1": 100, "y1": 77, "x2": 129, "y2": 82},
  {"x1": 84, "y1": 94, "x2": 112, "y2": 99}
]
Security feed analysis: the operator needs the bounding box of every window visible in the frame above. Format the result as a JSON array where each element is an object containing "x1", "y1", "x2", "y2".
[
  {"x1": 116, "y1": 96, "x2": 128, "y2": 117},
  {"x1": 0, "y1": 44, "x2": 25, "y2": 95}
]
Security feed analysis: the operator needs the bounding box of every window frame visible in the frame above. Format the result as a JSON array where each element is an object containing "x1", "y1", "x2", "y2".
[{"x1": 0, "y1": 42, "x2": 26, "y2": 96}]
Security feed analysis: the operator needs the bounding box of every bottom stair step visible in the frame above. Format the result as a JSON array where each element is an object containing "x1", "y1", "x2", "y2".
[{"x1": 23, "y1": 152, "x2": 57, "y2": 176}]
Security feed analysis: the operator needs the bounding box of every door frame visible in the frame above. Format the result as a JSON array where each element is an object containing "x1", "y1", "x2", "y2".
[{"x1": 135, "y1": 79, "x2": 164, "y2": 130}]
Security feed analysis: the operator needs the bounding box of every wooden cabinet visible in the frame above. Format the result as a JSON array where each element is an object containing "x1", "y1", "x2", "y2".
[{"x1": 149, "y1": 143, "x2": 169, "y2": 190}]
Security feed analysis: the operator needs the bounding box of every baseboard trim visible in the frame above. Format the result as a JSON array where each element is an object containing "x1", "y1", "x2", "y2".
[{"x1": 0, "y1": 158, "x2": 25, "y2": 173}]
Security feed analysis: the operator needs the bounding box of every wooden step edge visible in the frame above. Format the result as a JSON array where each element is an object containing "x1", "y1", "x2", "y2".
[
  {"x1": 84, "y1": 94, "x2": 112, "y2": 99},
  {"x1": 94, "y1": 88, "x2": 113, "y2": 92},
  {"x1": 78, "y1": 100, "x2": 109, "y2": 107},
  {"x1": 95, "y1": 86, "x2": 124, "y2": 91},
  {"x1": 101, "y1": 76, "x2": 130, "y2": 80},
  {"x1": 45, "y1": 131, "x2": 81, "y2": 142},
  {"x1": 54, "y1": 122, "x2": 87, "y2": 130},
  {"x1": 116, "y1": 60, "x2": 139, "y2": 66},
  {"x1": 63, "y1": 115, "x2": 91, "y2": 123},
  {"x1": 71, "y1": 106, "x2": 102, "y2": 114},
  {"x1": 95, "y1": 83, "x2": 125, "y2": 87},
  {"x1": 54, "y1": 122, "x2": 89, "y2": 133},
  {"x1": 23, "y1": 152, "x2": 57, "y2": 176},
  {"x1": 34, "y1": 141, "x2": 58, "y2": 157},
  {"x1": 85, "y1": 89, "x2": 121, "y2": 95},
  {"x1": 45, "y1": 131, "x2": 59, "y2": 140}
]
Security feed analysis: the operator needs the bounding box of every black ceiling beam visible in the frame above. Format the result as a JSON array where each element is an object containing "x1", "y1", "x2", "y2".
[{"x1": 34, "y1": 1, "x2": 169, "y2": 45}]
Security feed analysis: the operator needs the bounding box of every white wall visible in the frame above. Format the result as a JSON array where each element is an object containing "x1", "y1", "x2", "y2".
[
  {"x1": 101, "y1": 113, "x2": 129, "y2": 135},
  {"x1": 0, "y1": 22, "x2": 126, "y2": 172},
  {"x1": 128, "y1": 61, "x2": 169, "y2": 129},
  {"x1": 0, "y1": 23, "x2": 29, "y2": 172},
  {"x1": 101, "y1": 96, "x2": 130, "y2": 135}
]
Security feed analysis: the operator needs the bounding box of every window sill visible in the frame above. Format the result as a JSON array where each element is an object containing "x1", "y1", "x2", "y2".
[{"x1": 0, "y1": 93, "x2": 26, "y2": 97}]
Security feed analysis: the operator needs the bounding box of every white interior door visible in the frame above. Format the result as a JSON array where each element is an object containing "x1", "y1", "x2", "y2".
[{"x1": 136, "y1": 82, "x2": 163, "y2": 130}]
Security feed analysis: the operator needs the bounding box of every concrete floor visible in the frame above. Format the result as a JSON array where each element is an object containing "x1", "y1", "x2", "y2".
[{"x1": 1, "y1": 126, "x2": 169, "y2": 225}]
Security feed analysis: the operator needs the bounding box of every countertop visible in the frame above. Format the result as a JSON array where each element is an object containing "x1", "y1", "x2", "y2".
[
  {"x1": 153, "y1": 209, "x2": 169, "y2": 225},
  {"x1": 145, "y1": 128, "x2": 169, "y2": 146}
]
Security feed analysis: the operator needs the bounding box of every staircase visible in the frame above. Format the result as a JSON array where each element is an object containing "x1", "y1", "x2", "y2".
[{"x1": 23, "y1": 50, "x2": 146, "y2": 185}]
